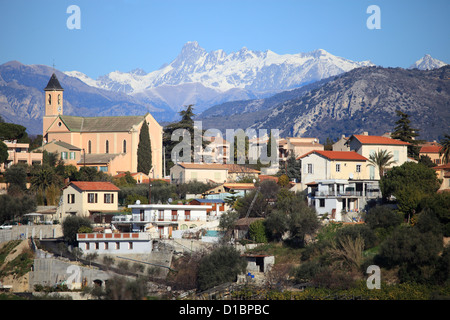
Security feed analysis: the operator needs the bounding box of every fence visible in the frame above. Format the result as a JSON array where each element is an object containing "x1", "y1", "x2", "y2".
[{"x1": 0, "y1": 225, "x2": 62, "y2": 244}]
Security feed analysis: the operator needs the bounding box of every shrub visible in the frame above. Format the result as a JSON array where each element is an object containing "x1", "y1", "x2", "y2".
[
  {"x1": 248, "y1": 219, "x2": 268, "y2": 243},
  {"x1": 197, "y1": 245, "x2": 247, "y2": 291}
]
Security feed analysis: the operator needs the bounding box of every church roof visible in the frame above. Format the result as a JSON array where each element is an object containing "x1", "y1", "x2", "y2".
[
  {"x1": 44, "y1": 73, "x2": 64, "y2": 91},
  {"x1": 59, "y1": 115, "x2": 146, "y2": 132},
  {"x1": 78, "y1": 153, "x2": 122, "y2": 165}
]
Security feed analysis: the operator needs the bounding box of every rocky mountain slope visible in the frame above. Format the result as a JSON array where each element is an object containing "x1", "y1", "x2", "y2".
[{"x1": 251, "y1": 65, "x2": 450, "y2": 142}]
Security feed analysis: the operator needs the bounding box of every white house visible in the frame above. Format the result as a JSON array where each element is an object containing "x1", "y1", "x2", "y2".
[
  {"x1": 298, "y1": 150, "x2": 380, "y2": 221},
  {"x1": 124, "y1": 203, "x2": 213, "y2": 239},
  {"x1": 77, "y1": 232, "x2": 152, "y2": 255}
]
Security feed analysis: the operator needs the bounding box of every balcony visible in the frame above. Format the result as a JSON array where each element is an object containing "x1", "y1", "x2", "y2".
[{"x1": 312, "y1": 190, "x2": 381, "y2": 198}]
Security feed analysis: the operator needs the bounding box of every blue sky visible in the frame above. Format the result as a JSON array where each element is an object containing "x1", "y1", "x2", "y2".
[{"x1": 0, "y1": 0, "x2": 448, "y2": 79}]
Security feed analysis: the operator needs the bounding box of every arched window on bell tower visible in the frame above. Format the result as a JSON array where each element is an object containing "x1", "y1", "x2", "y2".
[
  {"x1": 105, "y1": 140, "x2": 109, "y2": 154},
  {"x1": 88, "y1": 140, "x2": 92, "y2": 154}
]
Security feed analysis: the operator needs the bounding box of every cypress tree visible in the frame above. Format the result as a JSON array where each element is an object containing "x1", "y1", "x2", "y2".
[
  {"x1": 137, "y1": 120, "x2": 152, "y2": 174},
  {"x1": 391, "y1": 110, "x2": 422, "y2": 159}
]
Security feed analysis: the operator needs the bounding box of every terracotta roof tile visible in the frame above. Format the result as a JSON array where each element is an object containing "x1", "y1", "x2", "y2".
[
  {"x1": 420, "y1": 145, "x2": 442, "y2": 153},
  {"x1": 297, "y1": 150, "x2": 368, "y2": 161},
  {"x1": 70, "y1": 181, "x2": 120, "y2": 191},
  {"x1": 352, "y1": 135, "x2": 410, "y2": 146}
]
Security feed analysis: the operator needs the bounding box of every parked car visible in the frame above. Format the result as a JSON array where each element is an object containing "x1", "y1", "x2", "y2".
[{"x1": 0, "y1": 224, "x2": 13, "y2": 230}]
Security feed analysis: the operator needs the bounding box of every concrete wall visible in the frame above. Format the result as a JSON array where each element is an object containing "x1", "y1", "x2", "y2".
[
  {"x1": 29, "y1": 258, "x2": 112, "y2": 290},
  {"x1": 0, "y1": 225, "x2": 62, "y2": 244}
]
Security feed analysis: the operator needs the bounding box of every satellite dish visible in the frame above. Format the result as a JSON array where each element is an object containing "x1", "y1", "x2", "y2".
[
  {"x1": 349, "y1": 173, "x2": 354, "y2": 180},
  {"x1": 136, "y1": 200, "x2": 141, "y2": 205},
  {"x1": 168, "y1": 198, "x2": 173, "y2": 203}
]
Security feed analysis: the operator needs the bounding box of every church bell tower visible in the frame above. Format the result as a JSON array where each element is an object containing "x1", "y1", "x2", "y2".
[{"x1": 43, "y1": 73, "x2": 64, "y2": 142}]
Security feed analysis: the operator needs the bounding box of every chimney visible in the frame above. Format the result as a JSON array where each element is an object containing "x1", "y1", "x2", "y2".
[{"x1": 363, "y1": 132, "x2": 369, "y2": 136}]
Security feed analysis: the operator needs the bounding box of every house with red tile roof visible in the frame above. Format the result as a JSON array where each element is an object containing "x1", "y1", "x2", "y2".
[
  {"x1": 345, "y1": 133, "x2": 410, "y2": 180},
  {"x1": 297, "y1": 150, "x2": 380, "y2": 221},
  {"x1": 419, "y1": 144, "x2": 443, "y2": 165},
  {"x1": 56, "y1": 181, "x2": 120, "y2": 222},
  {"x1": 433, "y1": 163, "x2": 450, "y2": 193}
]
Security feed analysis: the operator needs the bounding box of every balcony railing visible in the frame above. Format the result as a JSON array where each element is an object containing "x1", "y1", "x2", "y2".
[{"x1": 312, "y1": 191, "x2": 380, "y2": 198}]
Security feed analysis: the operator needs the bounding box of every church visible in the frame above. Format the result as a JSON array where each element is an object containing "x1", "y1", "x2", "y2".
[{"x1": 41, "y1": 73, "x2": 163, "y2": 178}]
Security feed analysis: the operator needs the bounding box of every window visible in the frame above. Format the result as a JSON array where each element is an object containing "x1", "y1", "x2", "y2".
[
  {"x1": 99, "y1": 166, "x2": 108, "y2": 172},
  {"x1": 356, "y1": 165, "x2": 361, "y2": 173},
  {"x1": 336, "y1": 164, "x2": 341, "y2": 172},
  {"x1": 116, "y1": 242, "x2": 120, "y2": 250},
  {"x1": 88, "y1": 140, "x2": 92, "y2": 154},
  {"x1": 85, "y1": 243, "x2": 89, "y2": 250},
  {"x1": 95, "y1": 242, "x2": 99, "y2": 250},
  {"x1": 69, "y1": 152, "x2": 75, "y2": 160},
  {"x1": 319, "y1": 199, "x2": 325, "y2": 207},
  {"x1": 105, "y1": 140, "x2": 109, "y2": 154},
  {"x1": 58, "y1": 94, "x2": 61, "y2": 105},
  {"x1": 158, "y1": 210, "x2": 164, "y2": 221},
  {"x1": 104, "y1": 193, "x2": 114, "y2": 204},
  {"x1": 129, "y1": 242, "x2": 133, "y2": 250},
  {"x1": 88, "y1": 193, "x2": 98, "y2": 203},
  {"x1": 185, "y1": 210, "x2": 191, "y2": 221},
  {"x1": 61, "y1": 152, "x2": 68, "y2": 160},
  {"x1": 104, "y1": 242, "x2": 109, "y2": 250},
  {"x1": 140, "y1": 209, "x2": 145, "y2": 221},
  {"x1": 123, "y1": 140, "x2": 127, "y2": 153},
  {"x1": 48, "y1": 94, "x2": 51, "y2": 105},
  {"x1": 172, "y1": 210, "x2": 178, "y2": 221},
  {"x1": 67, "y1": 194, "x2": 75, "y2": 204},
  {"x1": 307, "y1": 164, "x2": 313, "y2": 174},
  {"x1": 394, "y1": 150, "x2": 399, "y2": 162}
]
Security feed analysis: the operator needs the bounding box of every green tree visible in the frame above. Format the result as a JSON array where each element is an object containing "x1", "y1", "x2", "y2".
[
  {"x1": 0, "y1": 194, "x2": 36, "y2": 224},
  {"x1": 367, "y1": 149, "x2": 396, "y2": 178},
  {"x1": 390, "y1": 110, "x2": 422, "y2": 159},
  {"x1": 62, "y1": 215, "x2": 92, "y2": 245},
  {"x1": 248, "y1": 219, "x2": 268, "y2": 243},
  {"x1": 278, "y1": 153, "x2": 301, "y2": 182},
  {"x1": 137, "y1": 120, "x2": 152, "y2": 175},
  {"x1": 364, "y1": 205, "x2": 403, "y2": 230},
  {"x1": 4, "y1": 164, "x2": 28, "y2": 194},
  {"x1": 288, "y1": 204, "x2": 320, "y2": 247},
  {"x1": 418, "y1": 155, "x2": 436, "y2": 168},
  {"x1": 163, "y1": 104, "x2": 198, "y2": 170},
  {"x1": 375, "y1": 226, "x2": 443, "y2": 283},
  {"x1": 0, "y1": 121, "x2": 29, "y2": 143},
  {"x1": 197, "y1": 245, "x2": 247, "y2": 291},
  {"x1": 439, "y1": 134, "x2": 450, "y2": 164},
  {"x1": 324, "y1": 137, "x2": 335, "y2": 151},
  {"x1": 265, "y1": 210, "x2": 288, "y2": 242},
  {"x1": 0, "y1": 141, "x2": 8, "y2": 165},
  {"x1": 380, "y1": 162, "x2": 441, "y2": 216}
]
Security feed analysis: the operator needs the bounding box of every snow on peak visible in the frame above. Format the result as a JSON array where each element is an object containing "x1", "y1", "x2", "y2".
[
  {"x1": 409, "y1": 54, "x2": 448, "y2": 70},
  {"x1": 68, "y1": 42, "x2": 375, "y2": 94}
]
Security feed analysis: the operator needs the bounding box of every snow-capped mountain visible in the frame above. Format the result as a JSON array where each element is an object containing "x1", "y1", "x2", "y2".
[
  {"x1": 409, "y1": 54, "x2": 447, "y2": 70},
  {"x1": 65, "y1": 41, "x2": 373, "y2": 113}
]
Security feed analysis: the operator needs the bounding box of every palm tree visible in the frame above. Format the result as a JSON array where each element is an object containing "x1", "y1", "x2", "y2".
[
  {"x1": 439, "y1": 134, "x2": 450, "y2": 164},
  {"x1": 367, "y1": 149, "x2": 397, "y2": 178}
]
